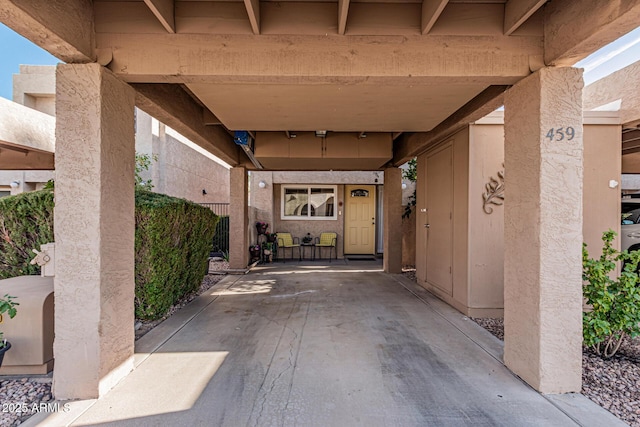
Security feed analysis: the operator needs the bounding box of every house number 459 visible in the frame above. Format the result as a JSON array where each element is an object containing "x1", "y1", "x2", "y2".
[{"x1": 545, "y1": 127, "x2": 575, "y2": 141}]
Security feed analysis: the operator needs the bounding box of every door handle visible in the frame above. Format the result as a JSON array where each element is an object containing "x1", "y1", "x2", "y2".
[{"x1": 424, "y1": 224, "x2": 430, "y2": 228}]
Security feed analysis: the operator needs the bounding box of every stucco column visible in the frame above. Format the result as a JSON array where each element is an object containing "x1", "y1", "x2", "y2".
[
  {"x1": 54, "y1": 64, "x2": 136, "y2": 399},
  {"x1": 230, "y1": 167, "x2": 249, "y2": 269},
  {"x1": 383, "y1": 167, "x2": 403, "y2": 273},
  {"x1": 503, "y1": 67, "x2": 584, "y2": 394}
]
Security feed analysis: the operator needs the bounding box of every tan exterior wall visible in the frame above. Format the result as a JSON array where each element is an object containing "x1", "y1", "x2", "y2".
[
  {"x1": 13, "y1": 65, "x2": 56, "y2": 116},
  {"x1": 583, "y1": 122, "x2": 622, "y2": 252},
  {"x1": 250, "y1": 170, "x2": 412, "y2": 262},
  {"x1": 468, "y1": 124, "x2": 505, "y2": 315},
  {"x1": 273, "y1": 183, "x2": 346, "y2": 259},
  {"x1": 154, "y1": 125, "x2": 230, "y2": 203},
  {"x1": 622, "y1": 153, "x2": 640, "y2": 174},
  {"x1": 4, "y1": 67, "x2": 230, "y2": 203},
  {"x1": 415, "y1": 114, "x2": 620, "y2": 319}
]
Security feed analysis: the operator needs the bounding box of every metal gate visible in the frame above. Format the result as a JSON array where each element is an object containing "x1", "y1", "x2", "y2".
[{"x1": 201, "y1": 203, "x2": 230, "y2": 256}]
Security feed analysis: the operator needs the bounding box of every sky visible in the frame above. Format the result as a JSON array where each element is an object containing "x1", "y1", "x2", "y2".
[
  {"x1": 0, "y1": 23, "x2": 60, "y2": 100},
  {"x1": 1, "y1": 22, "x2": 640, "y2": 101}
]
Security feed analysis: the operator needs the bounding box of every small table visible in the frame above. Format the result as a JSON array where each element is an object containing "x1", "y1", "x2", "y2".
[{"x1": 300, "y1": 243, "x2": 315, "y2": 261}]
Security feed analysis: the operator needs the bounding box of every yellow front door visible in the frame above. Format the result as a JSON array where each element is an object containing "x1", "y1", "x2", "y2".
[{"x1": 344, "y1": 185, "x2": 376, "y2": 254}]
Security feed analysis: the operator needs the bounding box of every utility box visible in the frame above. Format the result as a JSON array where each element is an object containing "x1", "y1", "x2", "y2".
[{"x1": 0, "y1": 275, "x2": 54, "y2": 375}]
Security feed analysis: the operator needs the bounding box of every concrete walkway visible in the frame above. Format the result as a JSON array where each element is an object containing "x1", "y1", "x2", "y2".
[{"x1": 30, "y1": 264, "x2": 622, "y2": 426}]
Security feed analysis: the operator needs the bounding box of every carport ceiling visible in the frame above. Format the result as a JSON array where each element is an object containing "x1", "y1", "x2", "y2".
[
  {"x1": 11, "y1": 0, "x2": 632, "y2": 167},
  {"x1": 93, "y1": 0, "x2": 544, "y2": 135},
  {"x1": 186, "y1": 82, "x2": 492, "y2": 132}
]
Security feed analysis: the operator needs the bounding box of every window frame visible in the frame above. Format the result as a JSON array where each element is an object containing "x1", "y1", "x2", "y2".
[{"x1": 281, "y1": 185, "x2": 338, "y2": 220}]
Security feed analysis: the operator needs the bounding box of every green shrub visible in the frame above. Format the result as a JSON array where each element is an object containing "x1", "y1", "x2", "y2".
[
  {"x1": 0, "y1": 190, "x2": 54, "y2": 279},
  {"x1": 0, "y1": 189, "x2": 219, "y2": 321},
  {"x1": 582, "y1": 230, "x2": 640, "y2": 358},
  {"x1": 134, "y1": 190, "x2": 218, "y2": 320}
]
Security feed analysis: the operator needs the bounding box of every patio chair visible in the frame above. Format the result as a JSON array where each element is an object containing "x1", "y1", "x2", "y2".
[
  {"x1": 315, "y1": 232, "x2": 337, "y2": 262},
  {"x1": 276, "y1": 232, "x2": 301, "y2": 262}
]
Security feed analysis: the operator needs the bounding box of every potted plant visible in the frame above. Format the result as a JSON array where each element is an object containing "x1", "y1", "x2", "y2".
[
  {"x1": 266, "y1": 232, "x2": 277, "y2": 243},
  {"x1": 262, "y1": 242, "x2": 273, "y2": 263},
  {"x1": 255, "y1": 221, "x2": 269, "y2": 236},
  {"x1": 0, "y1": 294, "x2": 18, "y2": 368},
  {"x1": 249, "y1": 244, "x2": 261, "y2": 260},
  {"x1": 302, "y1": 233, "x2": 313, "y2": 244}
]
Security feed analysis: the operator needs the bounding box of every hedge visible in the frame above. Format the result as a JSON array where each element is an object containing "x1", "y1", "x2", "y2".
[
  {"x1": 0, "y1": 190, "x2": 55, "y2": 279},
  {"x1": 0, "y1": 189, "x2": 218, "y2": 321},
  {"x1": 134, "y1": 190, "x2": 218, "y2": 320}
]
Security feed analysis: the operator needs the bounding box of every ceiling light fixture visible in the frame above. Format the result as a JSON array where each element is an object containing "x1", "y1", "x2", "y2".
[{"x1": 315, "y1": 130, "x2": 327, "y2": 138}]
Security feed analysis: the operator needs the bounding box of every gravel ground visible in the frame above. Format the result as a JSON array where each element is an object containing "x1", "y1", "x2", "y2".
[
  {"x1": 400, "y1": 269, "x2": 640, "y2": 427},
  {"x1": 0, "y1": 263, "x2": 228, "y2": 427},
  {"x1": 0, "y1": 378, "x2": 53, "y2": 426}
]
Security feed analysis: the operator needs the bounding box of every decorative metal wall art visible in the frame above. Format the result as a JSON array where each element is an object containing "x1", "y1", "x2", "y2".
[{"x1": 482, "y1": 164, "x2": 504, "y2": 214}]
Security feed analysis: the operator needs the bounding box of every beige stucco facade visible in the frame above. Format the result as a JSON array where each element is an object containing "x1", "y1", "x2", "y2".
[
  {"x1": 415, "y1": 110, "x2": 621, "y2": 322},
  {"x1": 0, "y1": 66, "x2": 230, "y2": 203},
  {"x1": 249, "y1": 170, "x2": 413, "y2": 265}
]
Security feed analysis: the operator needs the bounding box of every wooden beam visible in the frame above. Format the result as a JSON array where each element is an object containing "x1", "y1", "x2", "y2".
[
  {"x1": 338, "y1": 0, "x2": 350, "y2": 35},
  {"x1": 421, "y1": 0, "x2": 449, "y2": 34},
  {"x1": 132, "y1": 84, "x2": 240, "y2": 166},
  {"x1": 392, "y1": 85, "x2": 509, "y2": 165},
  {"x1": 143, "y1": 0, "x2": 175, "y2": 33},
  {"x1": 623, "y1": 129, "x2": 640, "y2": 147},
  {"x1": 243, "y1": 0, "x2": 260, "y2": 35},
  {"x1": 545, "y1": 0, "x2": 640, "y2": 66},
  {"x1": 98, "y1": 33, "x2": 541, "y2": 83},
  {"x1": 203, "y1": 109, "x2": 222, "y2": 126},
  {"x1": 0, "y1": 0, "x2": 94, "y2": 62},
  {"x1": 504, "y1": 0, "x2": 546, "y2": 36},
  {"x1": 584, "y1": 61, "x2": 640, "y2": 126}
]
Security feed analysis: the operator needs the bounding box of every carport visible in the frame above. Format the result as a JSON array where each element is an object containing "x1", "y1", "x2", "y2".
[
  {"x1": 28, "y1": 264, "x2": 622, "y2": 426},
  {"x1": 1, "y1": 0, "x2": 638, "y2": 401}
]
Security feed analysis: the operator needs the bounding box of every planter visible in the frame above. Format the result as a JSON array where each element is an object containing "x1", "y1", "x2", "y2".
[
  {"x1": 249, "y1": 248, "x2": 261, "y2": 259},
  {"x1": 0, "y1": 341, "x2": 11, "y2": 368}
]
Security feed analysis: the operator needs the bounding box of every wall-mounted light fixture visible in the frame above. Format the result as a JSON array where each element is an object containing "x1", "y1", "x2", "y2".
[
  {"x1": 401, "y1": 182, "x2": 407, "y2": 190},
  {"x1": 9, "y1": 181, "x2": 20, "y2": 189},
  {"x1": 315, "y1": 130, "x2": 327, "y2": 138},
  {"x1": 258, "y1": 180, "x2": 267, "y2": 189},
  {"x1": 202, "y1": 189, "x2": 207, "y2": 195}
]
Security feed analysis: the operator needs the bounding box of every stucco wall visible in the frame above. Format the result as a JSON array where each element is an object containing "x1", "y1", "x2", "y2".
[
  {"x1": 468, "y1": 124, "x2": 505, "y2": 314},
  {"x1": 583, "y1": 123, "x2": 622, "y2": 253},
  {"x1": 13, "y1": 65, "x2": 56, "y2": 116},
  {"x1": 415, "y1": 115, "x2": 619, "y2": 318},
  {"x1": 0, "y1": 171, "x2": 54, "y2": 195},
  {"x1": 4, "y1": 67, "x2": 230, "y2": 204},
  {"x1": 273, "y1": 183, "x2": 346, "y2": 259}
]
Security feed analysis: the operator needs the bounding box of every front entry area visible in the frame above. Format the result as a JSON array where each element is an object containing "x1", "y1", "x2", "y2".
[
  {"x1": 45, "y1": 265, "x2": 613, "y2": 426},
  {"x1": 344, "y1": 184, "x2": 376, "y2": 255}
]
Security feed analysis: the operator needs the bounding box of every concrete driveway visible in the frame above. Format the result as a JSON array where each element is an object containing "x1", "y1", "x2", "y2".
[{"x1": 31, "y1": 263, "x2": 622, "y2": 426}]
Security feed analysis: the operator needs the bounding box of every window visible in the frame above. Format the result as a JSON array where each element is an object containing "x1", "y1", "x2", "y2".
[{"x1": 282, "y1": 185, "x2": 337, "y2": 220}]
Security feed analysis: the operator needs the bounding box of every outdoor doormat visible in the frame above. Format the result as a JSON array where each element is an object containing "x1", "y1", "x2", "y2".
[{"x1": 345, "y1": 255, "x2": 378, "y2": 261}]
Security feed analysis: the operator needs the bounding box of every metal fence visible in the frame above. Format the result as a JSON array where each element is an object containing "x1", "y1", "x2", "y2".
[{"x1": 201, "y1": 203, "x2": 230, "y2": 256}]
